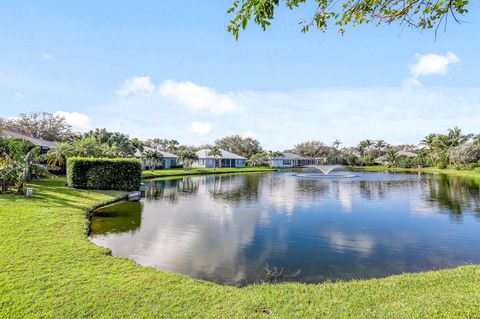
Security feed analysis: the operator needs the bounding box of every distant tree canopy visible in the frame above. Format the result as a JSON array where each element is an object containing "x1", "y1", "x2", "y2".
[
  {"x1": 1, "y1": 112, "x2": 73, "y2": 141},
  {"x1": 227, "y1": 0, "x2": 470, "y2": 39},
  {"x1": 215, "y1": 135, "x2": 263, "y2": 159},
  {"x1": 293, "y1": 140, "x2": 332, "y2": 158}
]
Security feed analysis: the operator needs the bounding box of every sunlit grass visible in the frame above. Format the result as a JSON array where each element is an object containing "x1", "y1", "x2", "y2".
[{"x1": 1, "y1": 177, "x2": 480, "y2": 318}]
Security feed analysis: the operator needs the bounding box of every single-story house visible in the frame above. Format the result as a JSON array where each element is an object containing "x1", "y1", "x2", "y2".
[
  {"x1": 134, "y1": 147, "x2": 178, "y2": 169},
  {"x1": 193, "y1": 149, "x2": 246, "y2": 168},
  {"x1": 0, "y1": 129, "x2": 56, "y2": 154},
  {"x1": 374, "y1": 150, "x2": 418, "y2": 165},
  {"x1": 270, "y1": 152, "x2": 323, "y2": 168}
]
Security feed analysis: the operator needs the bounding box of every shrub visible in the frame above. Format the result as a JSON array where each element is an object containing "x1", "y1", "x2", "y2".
[
  {"x1": 67, "y1": 157, "x2": 141, "y2": 191},
  {"x1": 448, "y1": 143, "x2": 480, "y2": 166}
]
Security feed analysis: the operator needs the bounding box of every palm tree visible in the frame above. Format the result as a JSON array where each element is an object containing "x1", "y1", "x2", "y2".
[
  {"x1": 178, "y1": 151, "x2": 199, "y2": 170},
  {"x1": 72, "y1": 136, "x2": 101, "y2": 157},
  {"x1": 15, "y1": 148, "x2": 53, "y2": 194},
  {"x1": 46, "y1": 142, "x2": 74, "y2": 167},
  {"x1": 446, "y1": 127, "x2": 472, "y2": 149},
  {"x1": 208, "y1": 147, "x2": 222, "y2": 171},
  {"x1": 332, "y1": 139, "x2": 342, "y2": 149},
  {"x1": 143, "y1": 150, "x2": 164, "y2": 172},
  {"x1": 420, "y1": 133, "x2": 438, "y2": 150},
  {"x1": 385, "y1": 148, "x2": 397, "y2": 167},
  {"x1": 166, "y1": 140, "x2": 179, "y2": 153}
]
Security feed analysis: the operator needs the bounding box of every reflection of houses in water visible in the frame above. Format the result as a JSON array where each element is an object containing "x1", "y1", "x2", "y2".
[
  {"x1": 262, "y1": 174, "x2": 329, "y2": 215},
  {"x1": 206, "y1": 174, "x2": 261, "y2": 204},
  {"x1": 144, "y1": 178, "x2": 200, "y2": 203}
]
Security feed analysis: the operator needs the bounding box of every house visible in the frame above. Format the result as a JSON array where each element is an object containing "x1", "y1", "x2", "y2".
[
  {"x1": 193, "y1": 149, "x2": 246, "y2": 168},
  {"x1": 271, "y1": 152, "x2": 305, "y2": 168},
  {"x1": 0, "y1": 129, "x2": 56, "y2": 154},
  {"x1": 270, "y1": 152, "x2": 322, "y2": 168},
  {"x1": 134, "y1": 147, "x2": 178, "y2": 169}
]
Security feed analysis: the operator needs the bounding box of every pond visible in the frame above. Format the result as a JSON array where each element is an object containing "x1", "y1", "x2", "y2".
[{"x1": 90, "y1": 170, "x2": 480, "y2": 286}]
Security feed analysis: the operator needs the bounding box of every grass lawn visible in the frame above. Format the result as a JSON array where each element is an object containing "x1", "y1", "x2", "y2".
[
  {"x1": 142, "y1": 166, "x2": 277, "y2": 179},
  {"x1": 352, "y1": 165, "x2": 480, "y2": 182},
  {"x1": 2, "y1": 178, "x2": 480, "y2": 318}
]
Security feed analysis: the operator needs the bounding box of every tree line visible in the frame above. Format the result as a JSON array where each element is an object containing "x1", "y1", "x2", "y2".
[{"x1": 2, "y1": 112, "x2": 480, "y2": 185}]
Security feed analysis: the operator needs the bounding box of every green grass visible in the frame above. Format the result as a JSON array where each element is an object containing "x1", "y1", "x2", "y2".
[
  {"x1": 2, "y1": 178, "x2": 480, "y2": 318},
  {"x1": 352, "y1": 165, "x2": 480, "y2": 180},
  {"x1": 142, "y1": 167, "x2": 277, "y2": 179}
]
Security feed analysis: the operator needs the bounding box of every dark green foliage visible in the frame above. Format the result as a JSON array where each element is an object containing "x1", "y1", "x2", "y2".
[{"x1": 67, "y1": 157, "x2": 141, "y2": 191}]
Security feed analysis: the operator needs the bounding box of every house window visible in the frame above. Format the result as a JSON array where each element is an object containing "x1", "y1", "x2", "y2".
[{"x1": 283, "y1": 160, "x2": 292, "y2": 165}]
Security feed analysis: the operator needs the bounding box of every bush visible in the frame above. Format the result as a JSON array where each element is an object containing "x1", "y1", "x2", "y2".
[
  {"x1": 67, "y1": 157, "x2": 141, "y2": 191},
  {"x1": 448, "y1": 144, "x2": 480, "y2": 166}
]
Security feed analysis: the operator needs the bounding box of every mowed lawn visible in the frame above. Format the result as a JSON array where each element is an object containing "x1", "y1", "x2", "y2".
[
  {"x1": 142, "y1": 167, "x2": 277, "y2": 179},
  {"x1": 2, "y1": 178, "x2": 480, "y2": 318}
]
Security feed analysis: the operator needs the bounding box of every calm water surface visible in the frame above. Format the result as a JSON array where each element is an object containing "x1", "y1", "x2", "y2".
[{"x1": 90, "y1": 171, "x2": 480, "y2": 286}]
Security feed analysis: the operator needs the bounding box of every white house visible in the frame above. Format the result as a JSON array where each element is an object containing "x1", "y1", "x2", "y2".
[
  {"x1": 270, "y1": 152, "x2": 322, "y2": 168},
  {"x1": 134, "y1": 147, "x2": 178, "y2": 169},
  {"x1": 193, "y1": 149, "x2": 246, "y2": 168}
]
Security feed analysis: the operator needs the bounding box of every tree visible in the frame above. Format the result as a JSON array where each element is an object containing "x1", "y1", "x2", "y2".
[
  {"x1": 83, "y1": 129, "x2": 136, "y2": 157},
  {"x1": 208, "y1": 147, "x2": 222, "y2": 171},
  {"x1": 215, "y1": 135, "x2": 263, "y2": 159},
  {"x1": 15, "y1": 148, "x2": 52, "y2": 194},
  {"x1": 46, "y1": 142, "x2": 74, "y2": 167},
  {"x1": 143, "y1": 150, "x2": 164, "y2": 172},
  {"x1": 0, "y1": 138, "x2": 30, "y2": 192},
  {"x1": 72, "y1": 136, "x2": 101, "y2": 157},
  {"x1": 3, "y1": 112, "x2": 73, "y2": 141},
  {"x1": 178, "y1": 151, "x2": 199, "y2": 170},
  {"x1": 473, "y1": 134, "x2": 480, "y2": 146},
  {"x1": 227, "y1": 0, "x2": 470, "y2": 40},
  {"x1": 333, "y1": 139, "x2": 342, "y2": 150},
  {"x1": 385, "y1": 148, "x2": 398, "y2": 167},
  {"x1": 247, "y1": 152, "x2": 268, "y2": 166},
  {"x1": 294, "y1": 141, "x2": 331, "y2": 159}
]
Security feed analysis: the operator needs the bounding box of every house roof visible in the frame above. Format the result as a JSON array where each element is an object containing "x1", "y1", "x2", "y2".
[
  {"x1": 396, "y1": 150, "x2": 418, "y2": 157},
  {"x1": 0, "y1": 129, "x2": 57, "y2": 148},
  {"x1": 134, "y1": 146, "x2": 177, "y2": 158},
  {"x1": 272, "y1": 152, "x2": 305, "y2": 160},
  {"x1": 196, "y1": 149, "x2": 246, "y2": 160}
]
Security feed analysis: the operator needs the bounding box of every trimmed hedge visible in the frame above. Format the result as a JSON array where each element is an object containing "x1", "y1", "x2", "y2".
[{"x1": 67, "y1": 157, "x2": 142, "y2": 191}]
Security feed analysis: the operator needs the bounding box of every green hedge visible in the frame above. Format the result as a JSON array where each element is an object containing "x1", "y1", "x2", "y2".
[{"x1": 67, "y1": 157, "x2": 142, "y2": 191}]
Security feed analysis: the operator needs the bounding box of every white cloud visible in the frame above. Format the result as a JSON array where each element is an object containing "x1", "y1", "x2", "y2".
[
  {"x1": 159, "y1": 80, "x2": 238, "y2": 114},
  {"x1": 15, "y1": 92, "x2": 25, "y2": 98},
  {"x1": 54, "y1": 111, "x2": 91, "y2": 132},
  {"x1": 41, "y1": 52, "x2": 53, "y2": 60},
  {"x1": 403, "y1": 52, "x2": 460, "y2": 89},
  {"x1": 410, "y1": 52, "x2": 460, "y2": 77},
  {"x1": 189, "y1": 121, "x2": 212, "y2": 135},
  {"x1": 117, "y1": 76, "x2": 155, "y2": 97}
]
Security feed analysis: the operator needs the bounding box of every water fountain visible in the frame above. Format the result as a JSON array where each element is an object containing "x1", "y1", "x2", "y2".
[{"x1": 307, "y1": 165, "x2": 342, "y2": 175}]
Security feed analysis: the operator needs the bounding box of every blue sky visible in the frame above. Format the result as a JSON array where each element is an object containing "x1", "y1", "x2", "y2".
[{"x1": 1, "y1": 1, "x2": 479, "y2": 149}]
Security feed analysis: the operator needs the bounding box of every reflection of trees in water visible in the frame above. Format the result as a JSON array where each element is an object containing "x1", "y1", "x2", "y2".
[
  {"x1": 425, "y1": 174, "x2": 480, "y2": 217},
  {"x1": 355, "y1": 178, "x2": 420, "y2": 201},
  {"x1": 295, "y1": 179, "x2": 329, "y2": 198},
  {"x1": 90, "y1": 201, "x2": 142, "y2": 235},
  {"x1": 144, "y1": 178, "x2": 199, "y2": 203},
  {"x1": 207, "y1": 174, "x2": 261, "y2": 204}
]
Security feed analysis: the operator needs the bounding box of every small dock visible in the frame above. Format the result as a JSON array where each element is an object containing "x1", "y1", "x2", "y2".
[{"x1": 128, "y1": 191, "x2": 141, "y2": 202}]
